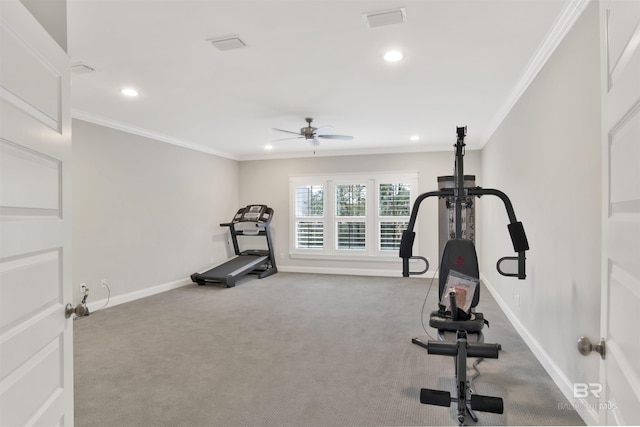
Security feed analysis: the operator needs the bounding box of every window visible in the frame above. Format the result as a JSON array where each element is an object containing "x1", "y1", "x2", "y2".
[
  {"x1": 336, "y1": 184, "x2": 366, "y2": 250},
  {"x1": 378, "y1": 183, "x2": 411, "y2": 251},
  {"x1": 336, "y1": 184, "x2": 366, "y2": 216},
  {"x1": 290, "y1": 172, "x2": 418, "y2": 259},
  {"x1": 295, "y1": 185, "x2": 324, "y2": 249}
]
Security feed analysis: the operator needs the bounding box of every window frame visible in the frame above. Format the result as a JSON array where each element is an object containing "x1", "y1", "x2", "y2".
[
  {"x1": 290, "y1": 171, "x2": 419, "y2": 260},
  {"x1": 292, "y1": 182, "x2": 326, "y2": 251},
  {"x1": 333, "y1": 180, "x2": 368, "y2": 254},
  {"x1": 377, "y1": 182, "x2": 412, "y2": 253}
]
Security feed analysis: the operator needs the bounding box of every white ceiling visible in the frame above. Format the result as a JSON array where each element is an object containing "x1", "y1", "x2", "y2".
[{"x1": 67, "y1": 0, "x2": 575, "y2": 160}]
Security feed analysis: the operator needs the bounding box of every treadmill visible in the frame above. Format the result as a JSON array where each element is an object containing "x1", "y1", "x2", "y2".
[{"x1": 191, "y1": 205, "x2": 278, "y2": 287}]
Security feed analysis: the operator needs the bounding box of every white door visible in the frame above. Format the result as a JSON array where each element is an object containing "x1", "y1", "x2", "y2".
[
  {"x1": 0, "y1": 0, "x2": 73, "y2": 426},
  {"x1": 599, "y1": 0, "x2": 640, "y2": 424}
]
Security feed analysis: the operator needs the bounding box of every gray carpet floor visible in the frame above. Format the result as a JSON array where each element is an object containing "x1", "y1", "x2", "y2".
[{"x1": 74, "y1": 273, "x2": 584, "y2": 426}]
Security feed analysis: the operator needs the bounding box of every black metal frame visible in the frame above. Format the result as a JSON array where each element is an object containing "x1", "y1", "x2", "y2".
[
  {"x1": 223, "y1": 205, "x2": 276, "y2": 256},
  {"x1": 400, "y1": 128, "x2": 528, "y2": 280},
  {"x1": 191, "y1": 205, "x2": 278, "y2": 287},
  {"x1": 400, "y1": 127, "x2": 529, "y2": 425},
  {"x1": 418, "y1": 330, "x2": 503, "y2": 425}
]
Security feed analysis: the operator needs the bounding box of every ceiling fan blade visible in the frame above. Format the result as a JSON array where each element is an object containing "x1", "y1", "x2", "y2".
[
  {"x1": 272, "y1": 128, "x2": 302, "y2": 136},
  {"x1": 318, "y1": 134, "x2": 353, "y2": 140},
  {"x1": 314, "y1": 125, "x2": 334, "y2": 136},
  {"x1": 272, "y1": 136, "x2": 303, "y2": 142}
]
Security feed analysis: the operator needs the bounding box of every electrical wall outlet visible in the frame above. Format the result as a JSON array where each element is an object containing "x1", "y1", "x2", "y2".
[
  {"x1": 101, "y1": 279, "x2": 107, "y2": 288},
  {"x1": 80, "y1": 283, "x2": 87, "y2": 294}
]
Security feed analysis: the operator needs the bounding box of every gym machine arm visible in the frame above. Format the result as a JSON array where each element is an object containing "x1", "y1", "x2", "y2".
[{"x1": 399, "y1": 187, "x2": 529, "y2": 279}]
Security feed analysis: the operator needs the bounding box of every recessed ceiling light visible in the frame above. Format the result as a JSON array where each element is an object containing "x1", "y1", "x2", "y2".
[
  {"x1": 384, "y1": 51, "x2": 403, "y2": 62},
  {"x1": 121, "y1": 88, "x2": 139, "y2": 97},
  {"x1": 265, "y1": 144, "x2": 273, "y2": 150},
  {"x1": 410, "y1": 135, "x2": 420, "y2": 141}
]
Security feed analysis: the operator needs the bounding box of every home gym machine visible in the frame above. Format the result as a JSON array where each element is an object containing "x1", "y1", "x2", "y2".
[
  {"x1": 191, "y1": 204, "x2": 278, "y2": 288},
  {"x1": 399, "y1": 127, "x2": 529, "y2": 425}
]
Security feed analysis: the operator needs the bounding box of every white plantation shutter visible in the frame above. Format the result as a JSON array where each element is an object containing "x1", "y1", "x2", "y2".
[
  {"x1": 336, "y1": 184, "x2": 366, "y2": 216},
  {"x1": 379, "y1": 183, "x2": 410, "y2": 216},
  {"x1": 378, "y1": 183, "x2": 411, "y2": 251},
  {"x1": 337, "y1": 221, "x2": 366, "y2": 250},
  {"x1": 295, "y1": 185, "x2": 324, "y2": 249},
  {"x1": 296, "y1": 185, "x2": 323, "y2": 216},
  {"x1": 290, "y1": 173, "x2": 417, "y2": 257},
  {"x1": 380, "y1": 221, "x2": 408, "y2": 251},
  {"x1": 296, "y1": 222, "x2": 324, "y2": 248},
  {"x1": 336, "y1": 184, "x2": 366, "y2": 251}
]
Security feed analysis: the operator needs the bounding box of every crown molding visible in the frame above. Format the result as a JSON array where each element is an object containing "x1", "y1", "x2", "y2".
[
  {"x1": 71, "y1": 109, "x2": 239, "y2": 161},
  {"x1": 72, "y1": 0, "x2": 589, "y2": 161},
  {"x1": 72, "y1": 108, "x2": 460, "y2": 162},
  {"x1": 237, "y1": 142, "x2": 479, "y2": 161},
  {"x1": 481, "y1": 0, "x2": 592, "y2": 148}
]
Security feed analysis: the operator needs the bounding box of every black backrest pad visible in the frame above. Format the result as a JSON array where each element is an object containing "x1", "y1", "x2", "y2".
[{"x1": 439, "y1": 239, "x2": 480, "y2": 308}]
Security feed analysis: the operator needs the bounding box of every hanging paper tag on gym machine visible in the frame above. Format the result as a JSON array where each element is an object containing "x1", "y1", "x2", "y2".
[{"x1": 440, "y1": 270, "x2": 478, "y2": 314}]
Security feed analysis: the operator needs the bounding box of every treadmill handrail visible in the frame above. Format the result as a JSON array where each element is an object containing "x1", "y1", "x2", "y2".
[{"x1": 221, "y1": 222, "x2": 267, "y2": 227}]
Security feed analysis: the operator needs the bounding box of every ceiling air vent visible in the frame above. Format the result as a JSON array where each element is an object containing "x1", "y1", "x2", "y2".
[
  {"x1": 208, "y1": 35, "x2": 247, "y2": 51},
  {"x1": 71, "y1": 63, "x2": 95, "y2": 74},
  {"x1": 363, "y1": 8, "x2": 407, "y2": 28}
]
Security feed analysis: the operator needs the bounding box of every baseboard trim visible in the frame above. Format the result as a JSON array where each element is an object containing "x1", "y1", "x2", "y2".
[
  {"x1": 480, "y1": 273, "x2": 599, "y2": 425},
  {"x1": 86, "y1": 278, "x2": 192, "y2": 312},
  {"x1": 84, "y1": 268, "x2": 430, "y2": 313},
  {"x1": 278, "y1": 265, "x2": 436, "y2": 279}
]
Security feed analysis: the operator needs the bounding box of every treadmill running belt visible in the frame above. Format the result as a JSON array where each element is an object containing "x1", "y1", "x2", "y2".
[{"x1": 193, "y1": 255, "x2": 268, "y2": 287}]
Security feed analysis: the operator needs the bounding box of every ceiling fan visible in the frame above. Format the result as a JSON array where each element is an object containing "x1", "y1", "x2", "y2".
[{"x1": 273, "y1": 117, "x2": 353, "y2": 146}]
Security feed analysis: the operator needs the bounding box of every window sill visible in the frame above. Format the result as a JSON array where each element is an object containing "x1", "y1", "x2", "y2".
[{"x1": 289, "y1": 252, "x2": 402, "y2": 262}]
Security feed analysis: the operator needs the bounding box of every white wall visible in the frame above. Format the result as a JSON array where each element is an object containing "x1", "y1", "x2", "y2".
[
  {"x1": 72, "y1": 119, "x2": 239, "y2": 305},
  {"x1": 69, "y1": 5, "x2": 601, "y2": 424},
  {"x1": 20, "y1": 0, "x2": 67, "y2": 52},
  {"x1": 479, "y1": 1, "x2": 601, "y2": 419},
  {"x1": 239, "y1": 150, "x2": 481, "y2": 276}
]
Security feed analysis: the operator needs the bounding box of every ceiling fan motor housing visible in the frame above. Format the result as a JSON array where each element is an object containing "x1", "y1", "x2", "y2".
[{"x1": 302, "y1": 126, "x2": 317, "y2": 139}]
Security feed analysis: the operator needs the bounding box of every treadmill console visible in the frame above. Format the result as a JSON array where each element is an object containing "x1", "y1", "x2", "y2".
[{"x1": 234, "y1": 205, "x2": 271, "y2": 223}]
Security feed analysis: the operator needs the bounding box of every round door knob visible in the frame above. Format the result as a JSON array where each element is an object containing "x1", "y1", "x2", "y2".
[
  {"x1": 577, "y1": 336, "x2": 606, "y2": 359},
  {"x1": 65, "y1": 303, "x2": 90, "y2": 318}
]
